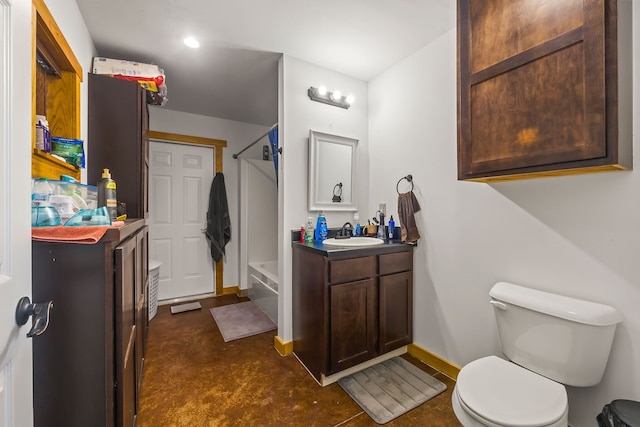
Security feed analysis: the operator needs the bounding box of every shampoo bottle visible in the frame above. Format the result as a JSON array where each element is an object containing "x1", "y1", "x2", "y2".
[{"x1": 98, "y1": 168, "x2": 117, "y2": 220}]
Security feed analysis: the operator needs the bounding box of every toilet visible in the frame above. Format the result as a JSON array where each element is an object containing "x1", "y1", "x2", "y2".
[{"x1": 452, "y1": 282, "x2": 622, "y2": 427}]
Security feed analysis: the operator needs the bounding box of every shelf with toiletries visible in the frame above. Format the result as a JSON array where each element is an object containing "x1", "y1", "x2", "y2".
[{"x1": 32, "y1": 0, "x2": 83, "y2": 181}]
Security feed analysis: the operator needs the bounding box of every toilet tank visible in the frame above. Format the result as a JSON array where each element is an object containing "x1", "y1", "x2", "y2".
[{"x1": 489, "y1": 282, "x2": 621, "y2": 387}]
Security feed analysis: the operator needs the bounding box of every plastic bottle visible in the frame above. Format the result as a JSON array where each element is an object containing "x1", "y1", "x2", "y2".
[
  {"x1": 98, "y1": 168, "x2": 117, "y2": 220},
  {"x1": 299, "y1": 225, "x2": 306, "y2": 243},
  {"x1": 314, "y1": 211, "x2": 328, "y2": 242},
  {"x1": 377, "y1": 212, "x2": 386, "y2": 239},
  {"x1": 388, "y1": 215, "x2": 395, "y2": 240},
  {"x1": 353, "y1": 213, "x2": 361, "y2": 237},
  {"x1": 305, "y1": 217, "x2": 315, "y2": 243},
  {"x1": 32, "y1": 178, "x2": 54, "y2": 207}
]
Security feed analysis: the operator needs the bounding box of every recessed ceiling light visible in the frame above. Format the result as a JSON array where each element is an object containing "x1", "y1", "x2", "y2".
[{"x1": 183, "y1": 37, "x2": 200, "y2": 48}]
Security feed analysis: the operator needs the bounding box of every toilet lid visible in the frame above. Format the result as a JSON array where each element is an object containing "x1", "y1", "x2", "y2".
[{"x1": 456, "y1": 356, "x2": 567, "y2": 427}]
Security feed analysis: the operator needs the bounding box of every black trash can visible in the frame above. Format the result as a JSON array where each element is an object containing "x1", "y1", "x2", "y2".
[{"x1": 598, "y1": 400, "x2": 640, "y2": 427}]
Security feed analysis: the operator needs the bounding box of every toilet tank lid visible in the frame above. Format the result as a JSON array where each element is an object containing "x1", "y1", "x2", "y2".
[{"x1": 490, "y1": 282, "x2": 622, "y2": 326}]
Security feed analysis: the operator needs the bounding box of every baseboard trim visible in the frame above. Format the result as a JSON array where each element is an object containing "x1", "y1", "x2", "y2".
[
  {"x1": 158, "y1": 292, "x2": 216, "y2": 306},
  {"x1": 274, "y1": 336, "x2": 293, "y2": 356},
  {"x1": 319, "y1": 347, "x2": 407, "y2": 386},
  {"x1": 408, "y1": 343, "x2": 460, "y2": 380},
  {"x1": 219, "y1": 286, "x2": 239, "y2": 296}
]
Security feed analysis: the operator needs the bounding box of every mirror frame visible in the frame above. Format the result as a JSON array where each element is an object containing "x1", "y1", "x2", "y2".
[{"x1": 308, "y1": 130, "x2": 358, "y2": 212}]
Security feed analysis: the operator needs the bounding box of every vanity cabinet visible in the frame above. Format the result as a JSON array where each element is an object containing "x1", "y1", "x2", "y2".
[
  {"x1": 32, "y1": 220, "x2": 148, "y2": 427},
  {"x1": 87, "y1": 73, "x2": 149, "y2": 218},
  {"x1": 457, "y1": 0, "x2": 629, "y2": 181},
  {"x1": 293, "y1": 243, "x2": 413, "y2": 384}
]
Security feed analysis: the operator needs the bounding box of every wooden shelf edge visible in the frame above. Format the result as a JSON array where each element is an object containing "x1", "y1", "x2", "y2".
[
  {"x1": 461, "y1": 164, "x2": 630, "y2": 183},
  {"x1": 32, "y1": 149, "x2": 81, "y2": 180}
]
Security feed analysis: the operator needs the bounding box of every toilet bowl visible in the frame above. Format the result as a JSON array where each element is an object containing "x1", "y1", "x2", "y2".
[
  {"x1": 452, "y1": 356, "x2": 568, "y2": 427},
  {"x1": 451, "y1": 282, "x2": 621, "y2": 427}
]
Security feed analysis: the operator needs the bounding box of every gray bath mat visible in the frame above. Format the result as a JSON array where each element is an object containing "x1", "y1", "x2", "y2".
[
  {"x1": 209, "y1": 301, "x2": 276, "y2": 342},
  {"x1": 338, "y1": 357, "x2": 447, "y2": 424}
]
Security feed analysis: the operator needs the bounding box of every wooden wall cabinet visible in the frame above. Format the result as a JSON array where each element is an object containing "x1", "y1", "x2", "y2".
[
  {"x1": 32, "y1": 220, "x2": 148, "y2": 427},
  {"x1": 457, "y1": 0, "x2": 629, "y2": 182},
  {"x1": 32, "y1": 0, "x2": 82, "y2": 180},
  {"x1": 87, "y1": 73, "x2": 149, "y2": 218},
  {"x1": 293, "y1": 244, "x2": 413, "y2": 385}
]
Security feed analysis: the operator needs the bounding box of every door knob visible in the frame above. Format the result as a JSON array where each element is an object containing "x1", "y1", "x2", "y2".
[{"x1": 15, "y1": 297, "x2": 53, "y2": 338}]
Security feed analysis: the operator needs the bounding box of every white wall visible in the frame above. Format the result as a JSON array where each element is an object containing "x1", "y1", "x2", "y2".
[
  {"x1": 279, "y1": 55, "x2": 368, "y2": 341},
  {"x1": 148, "y1": 107, "x2": 271, "y2": 290},
  {"x1": 368, "y1": 13, "x2": 639, "y2": 427}
]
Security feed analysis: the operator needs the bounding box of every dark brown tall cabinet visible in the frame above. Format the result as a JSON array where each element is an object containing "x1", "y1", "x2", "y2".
[
  {"x1": 87, "y1": 73, "x2": 149, "y2": 218},
  {"x1": 32, "y1": 221, "x2": 148, "y2": 427},
  {"x1": 32, "y1": 72, "x2": 151, "y2": 426}
]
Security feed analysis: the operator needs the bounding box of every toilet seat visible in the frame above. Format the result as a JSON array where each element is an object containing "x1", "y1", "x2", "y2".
[{"x1": 455, "y1": 356, "x2": 568, "y2": 426}]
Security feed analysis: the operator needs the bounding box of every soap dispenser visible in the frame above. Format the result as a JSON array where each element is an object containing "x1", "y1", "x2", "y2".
[
  {"x1": 314, "y1": 211, "x2": 328, "y2": 242},
  {"x1": 353, "y1": 213, "x2": 361, "y2": 237},
  {"x1": 388, "y1": 215, "x2": 395, "y2": 240}
]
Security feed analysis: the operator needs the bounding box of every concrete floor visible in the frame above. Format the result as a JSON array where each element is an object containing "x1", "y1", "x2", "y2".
[{"x1": 138, "y1": 294, "x2": 462, "y2": 426}]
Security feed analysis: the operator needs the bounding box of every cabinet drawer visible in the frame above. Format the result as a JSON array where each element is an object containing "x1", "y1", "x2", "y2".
[
  {"x1": 379, "y1": 251, "x2": 412, "y2": 276},
  {"x1": 328, "y1": 256, "x2": 376, "y2": 284}
]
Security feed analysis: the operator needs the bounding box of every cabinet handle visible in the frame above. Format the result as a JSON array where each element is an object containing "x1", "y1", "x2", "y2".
[{"x1": 15, "y1": 297, "x2": 54, "y2": 338}]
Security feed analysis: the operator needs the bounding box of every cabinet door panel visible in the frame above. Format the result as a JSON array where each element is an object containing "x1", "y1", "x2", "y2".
[
  {"x1": 115, "y1": 236, "x2": 137, "y2": 427},
  {"x1": 88, "y1": 73, "x2": 147, "y2": 218},
  {"x1": 329, "y1": 278, "x2": 377, "y2": 374},
  {"x1": 379, "y1": 271, "x2": 413, "y2": 354},
  {"x1": 457, "y1": 0, "x2": 621, "y2": 180}
]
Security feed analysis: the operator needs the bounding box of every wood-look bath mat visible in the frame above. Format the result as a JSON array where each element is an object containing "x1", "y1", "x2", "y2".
[
  {"x1": 209, "y1": 301, "x2": 276, "y2": 342},
  {"x1": 338, "y1": 357, "x2": 447, "y2": 424}
]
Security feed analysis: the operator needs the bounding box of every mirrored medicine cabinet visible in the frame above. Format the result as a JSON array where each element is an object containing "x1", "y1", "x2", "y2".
[{"x1": 308, "y1": 130, "x2": 358, "y2": 212}]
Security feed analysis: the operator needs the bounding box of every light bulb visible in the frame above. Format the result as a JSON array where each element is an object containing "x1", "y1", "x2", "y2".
[
  {"x1": 183, "y1": 37, "x2": 200, "y2": 48},
  {"x1": 331, "y1": 90, "x2": 342, "y2": 101},
  {"x1": 317, "y1": 86, "x2": 327, "y2": 95},
  {"x1": 345, "y1": 94, "x2": 355, "y2": 104}
]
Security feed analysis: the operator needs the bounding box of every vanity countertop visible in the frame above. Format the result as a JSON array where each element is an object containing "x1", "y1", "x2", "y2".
[{"x1": 292, "y1": 239, "x2": 413, "y2": 259}]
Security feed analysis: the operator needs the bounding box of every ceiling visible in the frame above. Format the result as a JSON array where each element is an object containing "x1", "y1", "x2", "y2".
[{"x1": 74, "y1": 0, "x2": 456, "y2": 127}]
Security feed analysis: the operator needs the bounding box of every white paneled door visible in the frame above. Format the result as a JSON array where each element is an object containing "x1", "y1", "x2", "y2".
[
  {"x1": 1, "y1": 0, "x2": 34, "y2": 425},
  {"x1": 149, "y1": 141, "x2": 215, "y2": 301}
]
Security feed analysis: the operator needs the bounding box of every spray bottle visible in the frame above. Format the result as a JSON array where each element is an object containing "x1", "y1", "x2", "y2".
[{"x1": 98, "y1": 168, "x2": 117, "y2": 220}]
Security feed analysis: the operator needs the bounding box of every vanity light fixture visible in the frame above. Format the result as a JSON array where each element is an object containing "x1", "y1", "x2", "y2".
[
  {"x1": 308, "y1": 86, "x2": 354, "y2": 109},
  {"x1": 183, "y1": 37, "x2": 200, "y2": 48}
]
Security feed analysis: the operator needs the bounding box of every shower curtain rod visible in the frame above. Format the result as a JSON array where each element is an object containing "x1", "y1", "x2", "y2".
[{"x1": 232, "y1": 123, "x2": 278, "y2": 159}]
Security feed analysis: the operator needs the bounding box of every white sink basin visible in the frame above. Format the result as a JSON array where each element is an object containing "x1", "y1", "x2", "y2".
[{"x1": 322, "y1": 237, "x2": 385, "y2": 247}]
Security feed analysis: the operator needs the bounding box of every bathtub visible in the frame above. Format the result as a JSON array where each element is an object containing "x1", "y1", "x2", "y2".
[{"x1": 248, "y1": 261, "x2": 278, "y2": 325}]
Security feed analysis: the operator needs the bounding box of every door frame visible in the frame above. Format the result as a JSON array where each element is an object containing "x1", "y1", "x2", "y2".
[{"x1": 148, "y1": 131, "x2": 229, "y2": 296}]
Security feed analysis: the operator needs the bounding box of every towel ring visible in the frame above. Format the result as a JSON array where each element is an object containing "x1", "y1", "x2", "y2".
[{"x1": 396, "y1": 174, "x2": 414, "y2": 194}]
